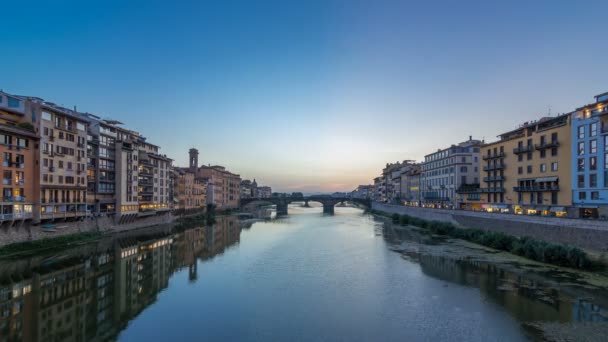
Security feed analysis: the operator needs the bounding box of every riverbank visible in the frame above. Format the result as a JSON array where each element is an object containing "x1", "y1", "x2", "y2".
[
  {"x1": 371, "y1": 208, "x2": 602, "y2": 270},
  {"x1": 373, "y1": 202, "x2": 608, "y2": 254},
  {"x1": 378, "y1": 216, "x2": 608, "y2": 341}
]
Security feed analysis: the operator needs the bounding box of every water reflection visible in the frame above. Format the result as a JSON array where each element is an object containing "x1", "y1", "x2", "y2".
[
  {"x1": 0, "y1": 215, "x2": 242, "y2": 342},
  {"x1": 382, "y1": 219, "x2": 608, "y2": 326}
]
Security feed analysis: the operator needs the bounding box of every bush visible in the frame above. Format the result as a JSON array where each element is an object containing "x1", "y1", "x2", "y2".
[{"x1": 370, "y1": 208, "x2": 595, "y2": 270}]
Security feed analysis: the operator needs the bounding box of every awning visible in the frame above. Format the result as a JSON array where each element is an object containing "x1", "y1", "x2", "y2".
[
  {"x1": 494, "y1": 204, "x2": 509, "y2": 209},
  {"x1": 550, "y1": 206, "x2": 566, "y2": 212},
  {"x1": 536, "y1": 206, "x2": 550, "y2": 211},
  {"x1": 535, "y1": 176, "x2": 558, "y2": 183}
]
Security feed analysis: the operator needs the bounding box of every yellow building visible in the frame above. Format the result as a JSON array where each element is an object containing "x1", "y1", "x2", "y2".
[
  {"x1": 479, "y1": 114, "x2": 572, "y2": 216},
  {"x1": 198, "y1": 165, "x2": 240, "y2": 210},
  {"x1": 174, "y1": 167, "x2": 206, "y2": 213}
]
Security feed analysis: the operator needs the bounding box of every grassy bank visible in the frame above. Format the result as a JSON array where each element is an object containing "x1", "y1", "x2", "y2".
[
  {"x1": 371, "y1": 209, "x2": 597, "y2": 270},
  {"x1": 0, "y1": 232, "x2": 101, "y2": 259}
]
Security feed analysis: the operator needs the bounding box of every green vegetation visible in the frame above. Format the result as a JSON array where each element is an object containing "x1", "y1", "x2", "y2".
[
  {"x1": 0, "y1": 232, "x2": 100, "y2": 259},
  {"x1": 372, "y1": 209, "x2": 594, "y2": 269},
  {"x1": 16, "y1": 122, "x2": 35, "y2": 132}
]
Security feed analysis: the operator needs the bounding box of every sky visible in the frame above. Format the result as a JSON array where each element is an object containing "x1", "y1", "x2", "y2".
[{"x1": 3, "y1": 0, "x2": 608, "y2": 193}]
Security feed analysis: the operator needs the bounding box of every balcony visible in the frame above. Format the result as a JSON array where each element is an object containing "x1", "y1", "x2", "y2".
[
  {"x1": 535, "y1": 141, "x2": 560, "y2": 150},
  {"x1": 513, "y1": 145, "x2": 534, "y2": 155},
  {"x1": 482, "y1": 152, "x2": 506, "y2": 160},
  {"x1": 456, "y1": 184, "x2": 480, "y2": 194},
  {"x1": 3, "y1": 196, "x2": 27, "y2": 202},
  {"x1": 513, "y1": 185, "x2": 560, "y2": 192},
  {"x1": 483, "y1": 164, "x2": 505, "y2": 171},
  {"x1": 55, "y1": 123, "x2": 76, "y2": 132},
  {"x1": 483, "y1": 176, "x2": 505, "y2": 182},
  {"x1": 49, "y1": 166, "x2": 56, "y2": 172},
  {"x1": 49, "y1": 135, "x2": 55, "y2": 141},
  {"x1": 479, "y1": 187, "x2": 505, "y2": 193}
]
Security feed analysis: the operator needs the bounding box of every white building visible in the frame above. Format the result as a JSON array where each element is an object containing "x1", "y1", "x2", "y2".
[{"x1": 421, "y1": 137, "x2": 481, "y2": 208}]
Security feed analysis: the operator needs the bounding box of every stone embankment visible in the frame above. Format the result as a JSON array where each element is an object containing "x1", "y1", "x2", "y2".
[
  {"x1": 0, "y1": 214, "x2": 175, "y2": 247},
  {"x1": 372, "y1": 202, "x2": 608, "y2": 252}
]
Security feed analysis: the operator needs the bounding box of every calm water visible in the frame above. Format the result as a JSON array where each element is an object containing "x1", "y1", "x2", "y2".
[{"x1": 1, "y1": 205, "x2": 607, "y2": 341}]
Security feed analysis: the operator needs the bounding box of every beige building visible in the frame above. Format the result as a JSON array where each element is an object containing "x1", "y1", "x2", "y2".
[
  {"x1": 479, "y1": 114, "x2": 572, "y2": 216},
  {"x1": 174, "y1": 167, "x2": 206, "y2": 213},
  {"x1": 137, "y1": 139, "x2": 172, "y2": 214},
  {"x1": 14, "y1": 96, "x2": 89, "y2": 222},
  {"x1": 198, "y1": 165, "x2": 241, "y2": 209}
]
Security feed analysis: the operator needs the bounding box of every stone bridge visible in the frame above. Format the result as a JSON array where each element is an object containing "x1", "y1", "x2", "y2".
[{"x1": 240, "y1": 196, "x2": 371, "y2": 215}]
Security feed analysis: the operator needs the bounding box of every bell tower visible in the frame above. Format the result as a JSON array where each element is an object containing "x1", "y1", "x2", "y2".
[{"x1": 189, "y1": 148, "x2": 199, "y2": 173}]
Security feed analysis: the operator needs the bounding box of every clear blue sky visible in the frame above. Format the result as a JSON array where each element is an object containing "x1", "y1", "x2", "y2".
[{"x1": 3, "y1": 0, "x2": 607, "y2": 193}]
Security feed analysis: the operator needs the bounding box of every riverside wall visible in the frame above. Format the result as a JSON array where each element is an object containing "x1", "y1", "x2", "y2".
[
  {"x1": 0, "y1": 213, "x2": 176, "y2": 247},
  {"x1": 372, "y1": 202, "x2": 608, "y2": 252}
]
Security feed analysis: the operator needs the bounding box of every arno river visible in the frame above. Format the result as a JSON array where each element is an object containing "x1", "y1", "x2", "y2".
[{"x1": 1, "y1": 205, "x2": 607, "y2": 341}]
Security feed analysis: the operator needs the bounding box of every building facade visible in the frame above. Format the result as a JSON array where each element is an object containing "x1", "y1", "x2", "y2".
[
  {"x1": 174, "y1": 168, "x2": 206, "y2": 213},
  {"x1": 479, "y1": 114, "x2": 571, "y2": 216},
  {"x1": 0, "y1": 92, "x2": 39, "y2": 223},
  {"x1": 421, "y1": 137, "x2": 481, "y2": 208},
  {"x1": 571, "y1": 92, "x2": 608, "y2": 218},
  {"x1": 27, "y1": 99, "x2": 89, "y2": 222},
  {"x1": 198, "y1": 165, "x2": 241, "y2": 209}
]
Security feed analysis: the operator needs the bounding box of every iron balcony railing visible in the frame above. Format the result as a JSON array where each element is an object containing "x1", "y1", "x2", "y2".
[
  {"x1": 535, "y1": 141, "x2": 560, "y2": 150},
  {"x1": 513, "y1": 185, "x2": 560, "y2": 192},
  {"x1": 513, "y1": 145, "x2": 534, "y2": 154},
  {"x1": 482, "y1": 151, "x2": 506, "y2": 160}
]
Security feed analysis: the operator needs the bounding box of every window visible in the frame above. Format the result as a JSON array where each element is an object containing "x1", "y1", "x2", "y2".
[
  {"x1": 7, "y1": 97, "x2": 20, "y2": 108},
  {"x1": 551, "y1": 162, "x2": 558, "y2": 172},
  {"x1": 518, "y1": 154, "x2": 523, "y2": 162},
  {"x1": 551, "y1": 147, "x2": 558, "y2": 156},
  {"x1": 579, "y1": 192, "x2": 587, "y2": 200},
  {"x1": 42, "y1": 111, "x2": 52, "y2": 121},
  {"x1": 551, "y1": 192, "x2": 558, "y2": 205},
  {"x1": 527, "y1": 165, "x2": 532, "y2": 174},
  {"x1": 605, "y1": 136, "x2": 608, "y2": 150},
  {"x1": 590, "y1": 174, "x2": 598, "y2": 188},
  {"x1": 578, "y1": 126, "x2": 585, "y2": 139},
  {"x1": 590, "y1": 139, "x2": 597, "y2": 154},
  {"x1": 591, "y1": 122, "x2": 598, "y2": 137},
  {"x1": 578, "y1": 142, "x2": 585, "y2": 155},
  {"x1": 551, "y1": 132, "x2": 558, "y2": 142},
  {"x1": 591, "y1": 191, "x2": 600, "y2": 200},
  {"x1": 540, "y1": 164, "x2": 546, "y2": 173},
  {"x1": 590, "y1": 156, "x2": 597, "y2": 170},
  {"x1": 527, "y1": 152, "x2": 532, "y2": 160},
  {"x1": 540, "y1": 149, "x2": 546, "y2": 158},
  {"x1": 578, "y1": 175, "x2": 585, "y2": 188},
  {"x1": 578, "y1": 158, "x2": 585, "y2": 171},
  {"x1": 518, "y1": 166, "x2": 523, "y2": 174}
]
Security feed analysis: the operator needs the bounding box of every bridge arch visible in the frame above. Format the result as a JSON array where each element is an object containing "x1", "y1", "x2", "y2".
[{"x1": 240, "y1": 197, "x2": 370, "y2": 216}]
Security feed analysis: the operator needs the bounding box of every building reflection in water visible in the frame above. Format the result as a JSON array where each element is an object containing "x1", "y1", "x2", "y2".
[
  {"x1": 382, "y1": 222, "x2": 608, "y2": 326},
  {"x1": 0, "y1": 215, "x2": 241, "y2": 342}
]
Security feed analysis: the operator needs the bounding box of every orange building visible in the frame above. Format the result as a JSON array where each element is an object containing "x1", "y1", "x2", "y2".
[{"x1": 0, "y1": 91, "x2": 40, "y2": 222}]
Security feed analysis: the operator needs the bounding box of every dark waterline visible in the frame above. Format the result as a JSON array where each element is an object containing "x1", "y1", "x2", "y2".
[{"x1": 1, "y1": 205, "x2": 606, "y2": 341}]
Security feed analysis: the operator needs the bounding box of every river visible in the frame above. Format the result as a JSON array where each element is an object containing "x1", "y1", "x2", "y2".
[{"x1": 0, "y1": 205, "x2": 606, "y2": 341}]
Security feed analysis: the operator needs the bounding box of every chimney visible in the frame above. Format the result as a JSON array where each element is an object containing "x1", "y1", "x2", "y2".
[{"x1": 469, "y1": 135, "x2": 472, "y2": 141}]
